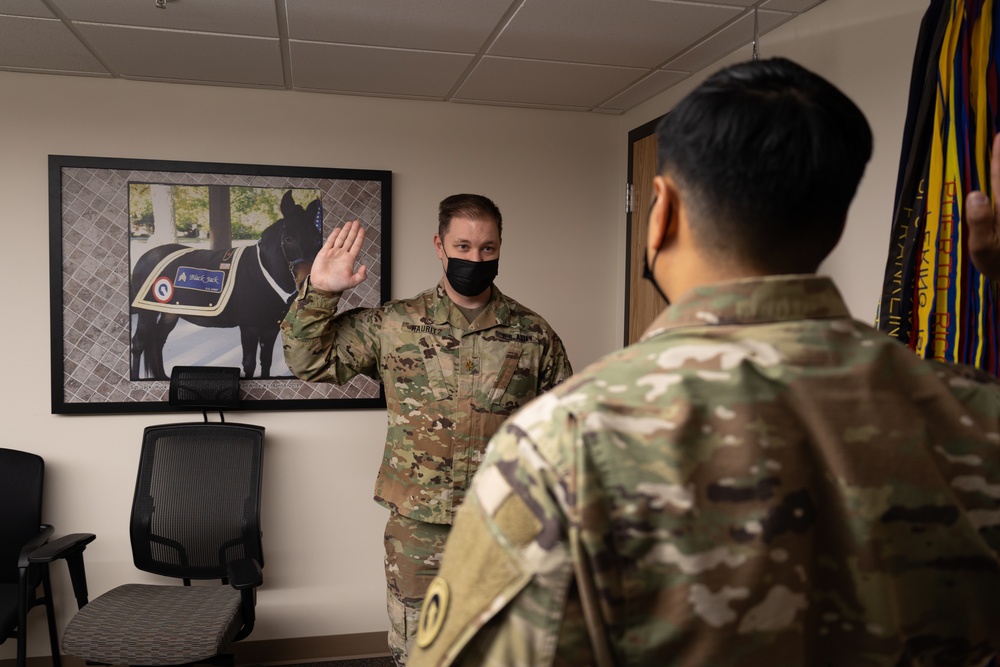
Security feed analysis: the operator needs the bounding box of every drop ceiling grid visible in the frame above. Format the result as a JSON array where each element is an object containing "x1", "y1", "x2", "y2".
[{"x1": 0, "y1": 0, "x2": 830, "y2": 113}]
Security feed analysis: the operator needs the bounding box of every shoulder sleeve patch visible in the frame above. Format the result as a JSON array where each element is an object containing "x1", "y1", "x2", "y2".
[
  {"x1": 411, "y1": 492, "x2": 537, "y2": 665},
  {"x1": 416, "y1": 577, "x2": 450, "y2": 648}
]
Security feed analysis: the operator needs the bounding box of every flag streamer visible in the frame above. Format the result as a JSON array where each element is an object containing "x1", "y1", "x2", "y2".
[{"x1": 877, "y1": 0, "x2": 1000, "y2": 374}]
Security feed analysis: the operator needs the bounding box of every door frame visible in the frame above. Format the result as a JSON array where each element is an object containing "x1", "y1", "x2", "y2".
[{"x1": 625, "y1": 113, "x2": 667, "y2": 345}]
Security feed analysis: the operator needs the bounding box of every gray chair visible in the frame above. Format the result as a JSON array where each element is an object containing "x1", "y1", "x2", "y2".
[
  {"x1": 0, "y1": 448, "x2": 94, "y2": 667},
  {"x1": 61, "y1": 366, "x2": 265, "y2": 666}
]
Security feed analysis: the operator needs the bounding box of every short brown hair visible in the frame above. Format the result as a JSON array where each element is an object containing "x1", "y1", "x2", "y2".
[{"x1": 438, "y1": 194, "x2": 503, "y2": 239}]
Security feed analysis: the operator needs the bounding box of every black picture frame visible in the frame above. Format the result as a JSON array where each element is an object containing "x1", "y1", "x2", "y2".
[{"x1": 48, "y1": 155, "x2": 391, "y2": 415}]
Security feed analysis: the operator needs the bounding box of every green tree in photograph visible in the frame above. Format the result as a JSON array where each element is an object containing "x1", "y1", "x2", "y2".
[
  {"x1": 129, "y1": 183, "x2": 153, "y2": 238},
  {"x1": 230, "y1": 187, "x2": 321, "y2": 240},
  {"x1": 173, "y1": 185, "x2": 209, "y2": 239},
  {"x1": 129, "y1": 184, "x2": 321, "y2": 243}
]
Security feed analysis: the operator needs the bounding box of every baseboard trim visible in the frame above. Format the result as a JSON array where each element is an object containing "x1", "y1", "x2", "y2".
[
  {"x1": 233, "y1": 631, "x2": 390, "y2": 665},
  {"x1": 0, "y1": 631, "x2": 390, "y2": 667}
]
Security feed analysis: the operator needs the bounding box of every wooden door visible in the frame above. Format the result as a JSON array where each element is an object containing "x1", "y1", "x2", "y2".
[{"x1": 625, "y1": 114, "x2": 668, "y2": 345}]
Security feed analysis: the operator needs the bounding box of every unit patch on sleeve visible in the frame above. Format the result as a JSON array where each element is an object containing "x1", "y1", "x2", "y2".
[{"x1": 416, "y1": 577, "x2": 450, "y2": 648}]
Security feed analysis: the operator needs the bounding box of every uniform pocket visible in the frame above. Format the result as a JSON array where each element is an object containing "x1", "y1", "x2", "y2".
[
  {"x1": 388, "y1": 329, "x2": 456, "y2": 403},
  {"x1": 488, "y1": 343, "x2": 522, "y2": 405}
]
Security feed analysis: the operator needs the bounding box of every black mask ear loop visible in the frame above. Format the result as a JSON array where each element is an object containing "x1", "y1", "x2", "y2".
[{"x1": 642, "y1": 195, "x2": 670, "y2": 305}]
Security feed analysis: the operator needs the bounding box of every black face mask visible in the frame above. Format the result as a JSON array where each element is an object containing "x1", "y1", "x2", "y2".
[
  {"x1": 445, "y1": 252, "x2": 499, "y2": 297},
  {"x1": 642, "y1": 246, "x2": 670, "y2": 305}
]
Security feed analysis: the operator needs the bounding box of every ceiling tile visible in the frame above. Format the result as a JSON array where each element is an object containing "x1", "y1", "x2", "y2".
[
  {"x1": 290, "y1": 42, "x2": 473, "y2": 98},
  {"x1": 2, "y1": 0, "x2": 56, "y2": 18},
  {"x1": 455, "y1": 56, "x2": 646, "y2": 109},
  {"x1": 490, "y1": 0, "x2": 742, "y2": 68},
  {"x1": 0, "y1": 16, "x2": 107, "y2": 73},
  {"x1": 665, "y1": 9, "x2": 793, "y2": 72},
  {"x1": 761, "y1": 0, "x2": 825, "y2": 11},
  {"x1": 285, "y1": 0, "x2": 511, "y2": 53},
  {"x1": 598, "y1": 69, "x2": 690, "y2": 112},
  {"x1": 647, "y1": 0, "x2": 755, "y2": 6},
  {"x1": 49, "y1": 0, "x2": 279, "y2": 37},
  {"x1": 74, "y1": 24, "x2": 284, "y2": 86}
]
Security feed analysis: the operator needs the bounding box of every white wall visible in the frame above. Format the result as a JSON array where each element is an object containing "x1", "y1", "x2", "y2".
[
  {"x1": 0, "y1": 73, "x2": 620, "y2": 658},
  {"x1": 3, "y1": 0, "x2": 930, "y2": 659},
  {"x1": 623, "y1": 0, "x2": 927, "y2": 324}
]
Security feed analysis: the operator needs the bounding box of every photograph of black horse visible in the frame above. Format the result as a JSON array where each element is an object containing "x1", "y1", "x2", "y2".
[{"x1": 130, "y1": 189, "x2": 323, "y2": 380}]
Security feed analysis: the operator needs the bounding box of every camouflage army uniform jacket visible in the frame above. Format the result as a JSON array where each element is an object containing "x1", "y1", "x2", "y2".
[
  {"x1": 410, "y1": 275, "x2": 1000, "y2": 667},
  {"x1": 281, "y1": 278, "x2": 572, "y2": 524}
]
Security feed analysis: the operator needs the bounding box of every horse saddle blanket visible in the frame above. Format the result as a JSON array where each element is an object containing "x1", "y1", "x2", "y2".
[{"x1": 131, "y1": 245, "x2": 248, "y2": 317}]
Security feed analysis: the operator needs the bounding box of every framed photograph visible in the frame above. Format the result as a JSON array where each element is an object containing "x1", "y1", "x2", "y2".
[{"x1": 49, "y1": 155, "x2": 391, "y2": 414}]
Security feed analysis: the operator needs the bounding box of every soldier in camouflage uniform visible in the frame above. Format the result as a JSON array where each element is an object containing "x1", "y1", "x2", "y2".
[
  {"x1": 280, "y1": 193, "x2": 572, "y2": 666},
  {"x1": 409, "y1": 59, "x2": 1000, "y2": 666}
]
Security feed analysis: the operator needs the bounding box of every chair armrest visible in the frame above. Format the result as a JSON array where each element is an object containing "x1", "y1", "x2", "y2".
[
  {"x1": 228, "y1": 558, "x2": 262, "y2": 642},
  {"x1": 227, "y1": 558, "x2": 263, "y2": 591},
  {"x1": 29, "y1": 532, "x2": 97, "y2": 610},
  {"x1": 28, "y1": 533, "x2": 96, "y2": 564},
  {"x1": 18, "y1": 524, "x2": 55, "y2": 567}
]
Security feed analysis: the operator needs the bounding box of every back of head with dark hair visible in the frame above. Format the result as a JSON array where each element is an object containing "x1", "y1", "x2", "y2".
[
  {"x1": 657, "y1": 57, "x2": 873, "y2": 273},
  {"x1": 438, "y1": 194, "x2": 503, "y2": 239}
]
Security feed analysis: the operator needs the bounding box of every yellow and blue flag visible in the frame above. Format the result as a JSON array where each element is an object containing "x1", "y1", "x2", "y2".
[{"x1": 877, "y1": 0, "x2": 1000, "y2": 374}]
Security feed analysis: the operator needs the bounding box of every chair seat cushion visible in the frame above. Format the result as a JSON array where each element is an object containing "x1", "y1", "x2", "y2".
[{"x1": 62, "y1": 583, "x2": 244, "y2": 665}]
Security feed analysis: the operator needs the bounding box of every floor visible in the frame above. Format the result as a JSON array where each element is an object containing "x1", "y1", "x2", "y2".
[{"x1": 292, "y1": 658, "x2": 395, "y2": 667}]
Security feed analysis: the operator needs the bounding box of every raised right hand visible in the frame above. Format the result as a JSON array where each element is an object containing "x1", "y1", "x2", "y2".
[
  {"x1": 967, "y1": 134, "x2": 1000, "y2": 282},
  {"x1": 309, "y1": 220, "x2": 368, "y2": 293}
]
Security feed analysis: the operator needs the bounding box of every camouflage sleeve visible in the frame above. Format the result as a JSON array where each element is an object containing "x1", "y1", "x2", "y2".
[
  {"x1": 926, "y1": 359, "x2": 1000, "y2": 414},
  {"x1": 279, "y1": 277, "x2": 382, "y2": 384},
  {"x1": 540, "y1": 330, "x2": 573, "y2": 392},
  {"x1": 409, "y1": 393, "x2": 597, "y2": 667},
  {"x1": 925, "y1": 359, "x2": 1000, "y2": 557}
]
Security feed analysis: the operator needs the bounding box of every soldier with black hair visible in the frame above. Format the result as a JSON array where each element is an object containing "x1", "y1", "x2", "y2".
[{"x1": 410, "y1": 59, "x2": 1000, "y2": 667}]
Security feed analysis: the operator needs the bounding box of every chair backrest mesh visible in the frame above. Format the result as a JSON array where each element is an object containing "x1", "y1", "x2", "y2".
[
  {"x1": 130, "y1": 423, "x2": 264, "y2": 579},
  {"x1": 0, "y1": 448, "x2": 44, "y2": 585}
]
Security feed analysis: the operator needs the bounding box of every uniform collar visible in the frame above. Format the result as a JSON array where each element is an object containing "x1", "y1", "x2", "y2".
[
  {"x1": 641, "y1": 275, "x2": 851, "y2": 342},
  {"x1": 432, "y1": 280, "x2": 511, "y2": 330}
]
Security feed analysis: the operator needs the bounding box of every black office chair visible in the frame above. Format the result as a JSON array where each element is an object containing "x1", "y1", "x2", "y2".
[
  {"x1": 61, "y1": 366, "x2": 265, "y2": 666},
  {"x1": 0, "y1": 448, "x2": 95, "y2": 667}
]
